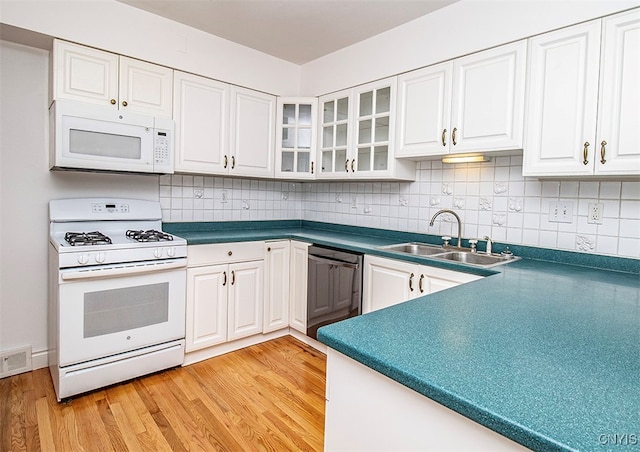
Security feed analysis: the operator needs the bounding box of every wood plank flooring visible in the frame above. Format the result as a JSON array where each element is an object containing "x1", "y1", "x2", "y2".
[{"x1": 0, "y1": 336, "x2": 326, "y2": 451}]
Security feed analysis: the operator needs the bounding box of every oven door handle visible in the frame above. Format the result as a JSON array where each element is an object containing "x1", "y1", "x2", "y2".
[
  {"x1": 60, "y1": 259, "x2": 186, "y2": 281},
  {"x1": 308, "y1": 254, "x2": 359, "y2": 270}
]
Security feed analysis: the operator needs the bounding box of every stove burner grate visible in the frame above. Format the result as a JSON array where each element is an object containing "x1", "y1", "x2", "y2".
[
  {"x1": 65, "y1": 231, "x2": 112, "y2": 246},
  {"x1": 126, "y1": 229, "x2": 174, "y2": 243}
]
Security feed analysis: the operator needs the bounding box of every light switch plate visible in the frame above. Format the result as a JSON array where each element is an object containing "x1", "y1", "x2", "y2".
[{"x1": 549, "y1": 201, "x2": 573, "y2": 223}]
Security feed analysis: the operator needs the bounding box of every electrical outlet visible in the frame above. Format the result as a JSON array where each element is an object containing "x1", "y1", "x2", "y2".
[
  {"x1": 221, "y1": 190, "x2": 228, "y2": 203},
  {"x1": 549, "y1": 201, "x2": 574, "y2": 223},
  {"x1": 587, "y1": 202, "x2": 604, "y2": 224},
  {"x1": 351, "y1": 196, "x2": 358, "y2": 209}
]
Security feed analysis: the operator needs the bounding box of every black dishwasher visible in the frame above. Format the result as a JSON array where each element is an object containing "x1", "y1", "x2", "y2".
[{"x1": 306, "y1": 245, "x2": 363, "y2": 339}]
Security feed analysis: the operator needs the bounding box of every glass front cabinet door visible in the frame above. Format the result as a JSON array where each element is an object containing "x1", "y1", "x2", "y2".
[
  {"x1": 275, "y1": 98, "x2": 318, "y2": 179},
  {"x1": 317, "y1": 78, "x2": 414, "y2": 181}
]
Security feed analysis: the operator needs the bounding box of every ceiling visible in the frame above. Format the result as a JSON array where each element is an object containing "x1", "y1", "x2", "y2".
[{"x1": 115, "y1": 0, "x2": 459, "y2": 64}]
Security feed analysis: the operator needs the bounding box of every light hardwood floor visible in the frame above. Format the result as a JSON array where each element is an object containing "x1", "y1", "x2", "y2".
[{"x1": 0, "y1": 335, "x2": 326, "y2": 451}]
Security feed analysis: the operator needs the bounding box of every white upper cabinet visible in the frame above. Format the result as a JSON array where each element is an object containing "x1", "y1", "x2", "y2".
[
  {"x1": 173, "y1": 71, "x2": 229, "y2": 174},
  {"x1": 450, "y1": 40, "x2": 526, "y2": 153},
  {"x1": 395, "y1": 41, "x2": 526, "y2": 158},
  {"x1": 173, "y1": 74, "x2": 276, "y2": 178},
  {"x1": 396, "y1": 61, "x2": 452, "y2": 158},
  {"x1": 275, "y1": 98, "x2": 318, "y2": 179},
  {"x1": 523, "y1": 9, "x2": 640, "y2": 177},
  {"x1": 595, "y1": 9, "x2": 640, "y2": 176},
  {"x1": 230, "y1": 86, "x2": 276, "y2": 178},
  {"x1": 317, "y1": 78, "x2": 415, "y2": 180},
  {"x1": 52, "y1": 40, "x2": 173, "y2": 117}
]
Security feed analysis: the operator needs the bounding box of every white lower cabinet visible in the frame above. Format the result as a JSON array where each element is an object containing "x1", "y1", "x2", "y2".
[
  {"x1": 289, "y1": 241, "x2": 309, "y2": 333},
  {"x1": 185, "y1": 242, "x2": 264, "y2": 352},
  {"x1": 363, "y1": 255, "x2": 481, "y2": 314},
  {"x1": 263, "y1": 241, "x2": 291, "y2": 333}
]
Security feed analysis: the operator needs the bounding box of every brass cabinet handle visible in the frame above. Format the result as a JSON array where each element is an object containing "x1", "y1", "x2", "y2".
[
  {"x1": 224, "y1": 155, "x2": 228, "y2": 168},
  {"x1": 583, "y1": 142, "x2": 590, "y2": 165},
  {"x1": 311, "y1": 161, "x2": 314, "y2": 174},
  {"x1": 452, "y1": 127, "x2": 457, "y2": 146},
  {"x1": 345, "y1": 159, "x2": 349, "y2": 172},
  {"x1": 442, "y1": 129, "x2": 447, "y2": 147},
  {"x1": 419, "y1": 274, "x2": 425, "y2": 293},
  {"x1": 351, "y1": 159, "x2": 355, "y2": 172},
  {"x1": 110, "y1": 99, "x2": 116, "y2": 105},
  {"x1": 231, "y1": 156, "x2": 236, "y2": 169},
  {"x1": 409, "y1": 273, "x2": 414, "y2": 292},
  {"x1": 231, "y1": 270, "x2": 235, "y2": 285},
  {"x1": 222, "y1": 271, "x2": 227, "y2": 286},
  {"x1": 227, "y1": 251, "x2": 232, "y2": 256},
  {"x1": 122, "y1": 100, "x2": 128, "y2": 107},
  {"x1": 600, "y1": 140, "x2": 607, "y2": 164}
]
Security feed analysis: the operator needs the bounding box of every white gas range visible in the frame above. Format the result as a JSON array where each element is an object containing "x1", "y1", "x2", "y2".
[{"x1": 48, "y1": 198, "x2": 187, "y2": 401}]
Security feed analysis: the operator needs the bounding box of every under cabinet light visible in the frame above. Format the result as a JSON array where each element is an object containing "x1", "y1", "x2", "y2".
[{"x1": 442, "y1": 154, "x2": 491, "y2": 164}]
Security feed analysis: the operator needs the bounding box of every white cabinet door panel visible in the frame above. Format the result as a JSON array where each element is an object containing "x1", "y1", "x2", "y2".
[
  {"x1": 289, "y1": 241, "x2": 309, "y2": 333},
  {"x1": 396, "y1": 62, "x2": 453, "y2": 157},
  {"x1": 596, "y1": 9, "x2": 640, "y2": 175},
  {"x1": 264, "y1": 241, "x2": 290, "y2": 333},
  {"x1": 53, "y1": 40, "x2": 119, "y2": 107},
  {"x1": 230, "y1": 87, "x2": 275, "y2": 177},
  {"x1": 523, "y1": 21, "x2": 601, "y2": 176},
  {"x1": 228, "y1": 261, "x2": 264, "y2": 341},
  {"x1": 173, "y1": 71, "x2": 229, "y2": 174},
  {"x1": 363, "y1": 255, "x2": 418, "y2": 314},
  {"x1": 186, "y1": 265, "x2": 228, "y2": 352},
  {"x1": 451, "y1": 40, "x2": 526, "y2": 153},
  {"x1": 119, "y1": 56, "x2": 173, "y2": 117}
]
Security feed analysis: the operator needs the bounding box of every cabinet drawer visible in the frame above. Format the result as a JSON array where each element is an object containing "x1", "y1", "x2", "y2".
[{"x1": 188, "y1": 241, "x2": 265, "y2": 267}]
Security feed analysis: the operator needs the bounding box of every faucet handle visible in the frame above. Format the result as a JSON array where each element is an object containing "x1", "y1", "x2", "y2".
[
  {"x1": 441, "y1": 236, "x2": 451, "y2": 247},
  {"x1": 469, "y1": 239, "x2": 478, "y2": 253}
]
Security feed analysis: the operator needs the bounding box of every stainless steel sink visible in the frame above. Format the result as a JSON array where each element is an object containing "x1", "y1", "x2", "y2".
[
  {"x1": 378, "y1": 242, "x2": 445, "y2": 256},
  {"x1": 377, "y1": 242, "x2": 520, "y2": 267},
  {"x1": 435, "y1": 251, "x2": 519, "y2": 267}
]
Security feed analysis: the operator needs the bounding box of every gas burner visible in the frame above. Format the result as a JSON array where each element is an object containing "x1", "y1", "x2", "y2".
[
  {"x1": 65, "y1": 231, "x2": 112, "y2": 246},
  {"x1": 126, "y1": 229, "x2": 174, "y2": 243}
]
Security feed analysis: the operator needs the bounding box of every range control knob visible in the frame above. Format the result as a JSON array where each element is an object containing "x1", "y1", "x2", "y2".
[
  {"x1": 154, "y1": 248, "x2": 163, "y2": 258},
  {"x1": 167, "y1": 247, "x2": 176, "y2": 257},
  {"x1": 77, "y1": 254, "x2": 89, "y2": 265},
  {"x1": 95, "y1": 252, "x2": 106, "y2": 264}
]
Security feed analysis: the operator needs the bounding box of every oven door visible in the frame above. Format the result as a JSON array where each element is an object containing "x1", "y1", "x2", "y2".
[{"x1": 57, "y1": 261, "x2": 186, "y2": 367}]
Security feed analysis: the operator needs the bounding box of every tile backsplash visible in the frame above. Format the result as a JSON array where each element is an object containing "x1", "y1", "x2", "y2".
[{"x1": 161, "y1": 156, "x2": 640, "y2": 259}]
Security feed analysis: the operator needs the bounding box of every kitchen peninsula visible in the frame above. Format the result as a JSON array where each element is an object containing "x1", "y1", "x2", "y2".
[{"x1": 165, "y1": 220, "x2": 640, "y2": 451}]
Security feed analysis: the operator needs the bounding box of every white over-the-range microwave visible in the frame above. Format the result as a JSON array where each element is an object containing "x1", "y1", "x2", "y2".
[{"x1": 49, "y1": 100, "x2": 175, "y2": 174}]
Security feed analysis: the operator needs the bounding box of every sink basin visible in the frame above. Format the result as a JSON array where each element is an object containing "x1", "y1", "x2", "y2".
[
  {"x1": 378, "y1": 242, "x2": 520, "y2": 268},
  {"x1": 435, "y1": 251, "x2": 519, "y2": 267},
  {"x1": 379, "y1": 242, "x2": 445, "y2": 256}
]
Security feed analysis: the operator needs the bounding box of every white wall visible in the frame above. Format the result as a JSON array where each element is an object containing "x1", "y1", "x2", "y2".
[
  {"x1": 0, "y1": 41, "x2": 158, "y2": 364},
  {"x1": 301, "y1": 0, "x2": 640, "y2": 95},
  {"x1": 0, "y1": 0, "x2": 301, "y2": 96}
]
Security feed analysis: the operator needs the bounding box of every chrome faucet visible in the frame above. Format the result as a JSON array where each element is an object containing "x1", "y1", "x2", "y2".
[
  {"x1": 484, "y1": 236, "x2": 493, "y2": 254},
  {"x1": 429, "y1": 209, "x2": 462, "y2": 249}
]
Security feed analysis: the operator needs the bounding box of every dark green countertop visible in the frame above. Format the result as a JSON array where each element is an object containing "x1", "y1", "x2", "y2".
[{"x1": 164, "y1": 220, "x2": 640, "y2": 451}]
